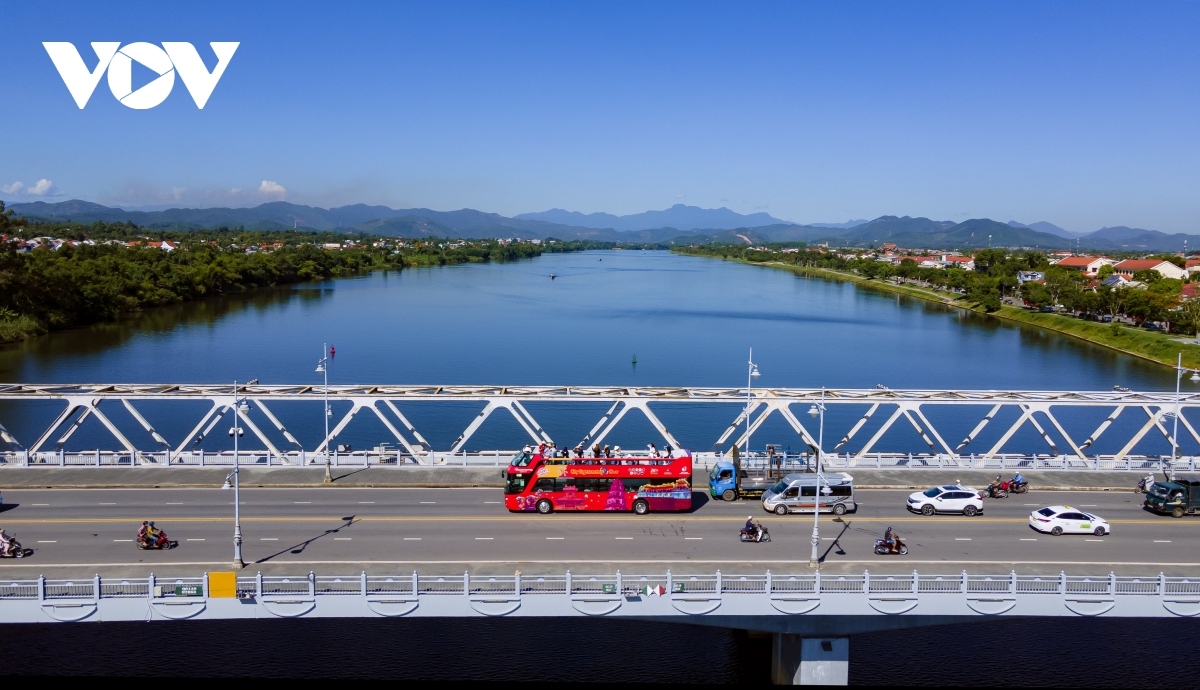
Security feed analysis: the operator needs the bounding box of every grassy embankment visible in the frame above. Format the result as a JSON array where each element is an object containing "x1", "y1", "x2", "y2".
[{"x1": 737, "y1": 257, "x2": 1200, "y2": 371}]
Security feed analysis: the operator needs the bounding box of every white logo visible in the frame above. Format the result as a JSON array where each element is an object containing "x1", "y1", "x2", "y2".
[{"x1": 43, "y1": 41, "x2": 239, "y2": 109}]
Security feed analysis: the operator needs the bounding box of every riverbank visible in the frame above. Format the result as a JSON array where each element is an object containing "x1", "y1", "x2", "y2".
[{"x1": 712, "y1": 256, "x2": 1200, "y2": 371}]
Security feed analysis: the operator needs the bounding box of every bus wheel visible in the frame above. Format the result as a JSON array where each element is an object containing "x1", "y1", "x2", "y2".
[
  {"x1": 632, "y1": 499, "x2": 649, "y2": 515},
  {"x1": 722, "y1": 489, "x2": 736, "y2": 501},
  {"x1": 536, "y1": 499, "x2": 553, "y2": 514}
]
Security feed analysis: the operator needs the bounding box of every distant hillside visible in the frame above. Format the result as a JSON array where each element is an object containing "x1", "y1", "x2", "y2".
[
  {"x1": 1007, "y1": 220, "x2": 1075, "y2": 238},
  {"x1": 515, "y1": 204, "x2": 789, "y2": 231},
  {"x1": 1078, "y1": 226, "x2": 1200, "y2": 252}
]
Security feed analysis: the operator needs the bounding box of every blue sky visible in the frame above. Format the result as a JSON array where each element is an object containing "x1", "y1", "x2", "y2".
[{"x1": 0, "y1": 1, "x2": 1197, "y2": 232}]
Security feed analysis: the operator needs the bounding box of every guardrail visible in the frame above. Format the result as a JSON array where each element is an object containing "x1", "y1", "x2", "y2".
[{"x1": 0, "y1": 449, "x2": 1193, "y2": 472}]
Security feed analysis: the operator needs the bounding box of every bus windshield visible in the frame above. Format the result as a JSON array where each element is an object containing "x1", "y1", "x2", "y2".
[{"x1": 504, "y1": 474, "x2": 528, "y2": 495}]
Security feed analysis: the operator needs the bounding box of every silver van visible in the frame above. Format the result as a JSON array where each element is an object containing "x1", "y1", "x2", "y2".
[{"x1": 761, "y1": 472, "x2": 856, "y2": 516}]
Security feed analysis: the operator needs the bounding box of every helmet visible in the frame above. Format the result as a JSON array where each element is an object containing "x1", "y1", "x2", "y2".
[
  {"x1": 748, "y1": 516, "x2": 753, "y2": 520},
  {"x1": 149, "y1": 522, "x2": 155, "y2": 527}
]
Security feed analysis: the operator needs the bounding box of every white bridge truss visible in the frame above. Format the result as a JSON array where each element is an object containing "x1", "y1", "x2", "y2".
[{"x1": 1, "y1": 383, "x2": 1199, "y2": 468}]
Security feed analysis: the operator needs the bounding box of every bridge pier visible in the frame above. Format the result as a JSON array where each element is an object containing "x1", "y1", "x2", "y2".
[{"x1": 772, "y1": 635, "x2": 848, "y2": 685}]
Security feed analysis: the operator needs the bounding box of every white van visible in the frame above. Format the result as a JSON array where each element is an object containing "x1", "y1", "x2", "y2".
[{"x1": 761, "y1": 472, "x2": 856, "y2": 516}]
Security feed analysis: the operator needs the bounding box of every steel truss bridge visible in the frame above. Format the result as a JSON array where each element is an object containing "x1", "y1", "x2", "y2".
[{"x1": 3, "y1": 383, "x2": 1200, "y2": 470}]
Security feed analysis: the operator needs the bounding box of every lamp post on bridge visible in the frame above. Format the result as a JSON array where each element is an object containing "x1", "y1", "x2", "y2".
[
  {"x1": 1168, "y1": 352, "x2": 1200, "y2": 476},
  {"x1": 317, "y1": 344, "x2": 331, "y2": 479},
  {"x1": 807, "y1": 388, "x2": 831, "y2": 569},
  {"x1": 744, "y1": 349, "x2": 761, "y2": 461},
  {"x1": 222, "y1": 378, "x2": 256, "y2": 570}
]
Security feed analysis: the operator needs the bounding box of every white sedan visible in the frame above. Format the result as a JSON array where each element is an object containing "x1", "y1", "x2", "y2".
[
  {"x1": 907, "y1": 485, "x2": 983, "y2": 516},
  {"x1": 1028, "y1": 506, "x2": 1110, "y2": 536}
]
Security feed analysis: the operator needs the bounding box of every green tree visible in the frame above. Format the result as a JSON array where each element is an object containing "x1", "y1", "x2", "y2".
[{"x1": 1097, "y1": 264, "x2": 1115, "y2": 280}]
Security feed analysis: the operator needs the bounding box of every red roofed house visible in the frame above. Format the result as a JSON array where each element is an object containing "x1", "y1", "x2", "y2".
[
  {"x1": 1185, "y1": 259, "x2": 1200, "y2": 277},
  {"x1": 1051, "y1": 256, "x2": 1113, "y2": 276},
  {"x1": 1112, "y1": 259, "x2": 1186, "y2": 280}
]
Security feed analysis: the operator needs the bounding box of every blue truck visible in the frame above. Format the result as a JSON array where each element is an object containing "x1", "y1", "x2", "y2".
[{"x1": 708, "y1": 459, "x2": 774, "y2": 501}]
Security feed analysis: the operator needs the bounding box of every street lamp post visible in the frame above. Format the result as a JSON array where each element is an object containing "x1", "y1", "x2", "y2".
[
  {"x1": 317, "y1": 344, "x2": 331, "y2": 475},
  {"x1": 745, "y1": 349, "x2": 760, "y2": 461},
  {"x1": 807, "y1": 388, "x2": 828, "y2": 569},
  {"x1": 1169, "y1": 352, "x2": 1200, "y2": 477},
  {"x1": 226, "y1": 378, "x2": 256, "y2": 569}
]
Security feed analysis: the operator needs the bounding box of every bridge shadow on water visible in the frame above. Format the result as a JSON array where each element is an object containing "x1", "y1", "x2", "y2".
[{"x1": 0, "y1": 615, "x2": 1196, "y2": 684}]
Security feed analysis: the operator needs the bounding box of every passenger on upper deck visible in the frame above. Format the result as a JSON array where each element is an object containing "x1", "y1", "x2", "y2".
[
  {"x1": 647, "y1": 443, "x2": 658, "y2": 458},
  {"x1": 603, "y1": 445, "x2": 612, "y2": 458}
]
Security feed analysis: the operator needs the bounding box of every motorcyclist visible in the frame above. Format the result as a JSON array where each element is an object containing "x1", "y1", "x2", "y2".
[
  {"x1": 137, "y1": 520, "x2": 149, "y2": 545},
  {"x1": 0, "y1": 529, "x2": 12, "y2": 556},
  {"x1": 883, "y1": 526, "x2": 898, "y2": 553},
  {"x1": 146, "y1": 521, "x2": 160, "y2": 546},
  {"x1": 986, "y1": 474, "x2": 1002, "y2": 497},
  {"x1": 744, "y1": 516, "x2": 756, "y2": 536},
  {"x1": 1012, "y1": 471, "x2": 1025, "y2": 485}
]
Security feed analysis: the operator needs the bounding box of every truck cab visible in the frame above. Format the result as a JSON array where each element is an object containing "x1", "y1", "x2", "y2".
[
  {"x1": 1145, "y1": 476, "x2": 1200, "y2": 517},
  {"x1": 708, "y1": 460, "x2": 771, "y2": 501}
]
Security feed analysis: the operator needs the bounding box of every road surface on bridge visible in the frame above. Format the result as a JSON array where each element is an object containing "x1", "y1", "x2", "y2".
[{"x1": 0, "y1": 487, "x2": 1196, "y2": 578}]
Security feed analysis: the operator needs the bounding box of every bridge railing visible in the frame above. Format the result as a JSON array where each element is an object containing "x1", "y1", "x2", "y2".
[{"x1": 10, "y1": 570, "x2": 1200, "y2": 601}]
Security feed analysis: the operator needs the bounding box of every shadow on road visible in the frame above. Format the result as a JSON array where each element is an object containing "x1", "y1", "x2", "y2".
[
  {"x1": 254, "y1": 515, "x2": 358, "y2": 564},
  {"x1": 818, "y1": 518, "x2": 852, "y2": 563},
  {"x1": 687, "y1": 491, "x2": 710, "y2": 513}
]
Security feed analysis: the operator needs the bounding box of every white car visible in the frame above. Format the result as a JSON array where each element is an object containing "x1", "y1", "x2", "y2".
[
  {"x1": 907, "y1": 485, "x2": 983, "y2": 516},
  {"x1": 1029, "y1": 506, "x2": 1110, "y2": 536}
]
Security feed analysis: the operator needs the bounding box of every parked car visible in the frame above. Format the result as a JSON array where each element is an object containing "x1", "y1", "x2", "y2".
[
  {"x1": 907, "y1": 485, "x2": 982, "y2": 516},
  {"x1": 1028, "y1": 506, "x2": 1110, "y2": 536}
]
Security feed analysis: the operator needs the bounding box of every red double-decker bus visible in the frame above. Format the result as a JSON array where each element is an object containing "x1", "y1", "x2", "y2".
[{"x1": 504, "y1": 450, "x2": 693, "y2": 514}]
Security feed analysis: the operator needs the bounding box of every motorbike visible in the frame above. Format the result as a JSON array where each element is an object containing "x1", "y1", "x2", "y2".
[
  {"x1": 874, "y1": 537, "x2": 908, "y2": 555},
  {"x1": 980, "y1": 484, "x2": 1009, "y2": 499},
  {"x1": 1007, "y1": 476, "x2": 1029, "y2": 494},
  {"x1": 739, "y1": 524, "x2": 771, "y2": 543},
  {"x1": 0, "y1": 539, "x2": 31, "y2": 558},
  {"x1": 1136, "y1": 473, "x2": 1156, "y2": 494},
  {"x1": 136, "y1": 532, "x2": 178, "y2": 550}
]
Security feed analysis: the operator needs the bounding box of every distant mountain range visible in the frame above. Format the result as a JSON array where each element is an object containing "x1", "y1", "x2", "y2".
[{"x1": 5, "y1": 199, "x2": 1197, "y2": 252}]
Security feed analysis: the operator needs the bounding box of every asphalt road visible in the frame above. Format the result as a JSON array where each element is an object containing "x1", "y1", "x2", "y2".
[{"x1": 0, "y1": 487, "x2": 1196, "y2": 577}]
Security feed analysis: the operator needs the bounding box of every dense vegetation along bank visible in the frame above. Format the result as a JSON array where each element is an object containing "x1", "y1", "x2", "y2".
[
  {"x1": 0, "y1": 202, "x2": 606, "y2": 344},
  {"x1": 674, "y1": 244, "x2": 1200, "y2": 370}
]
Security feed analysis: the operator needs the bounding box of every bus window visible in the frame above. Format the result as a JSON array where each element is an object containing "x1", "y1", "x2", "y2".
[
  {"x1": 510, "y1": 451, "x2": 533, "y2": 467},
  {"x1": 800, "y1": 486, "x2": 816, "y2": 497},
  {"x1": 577, "y1": 478, "x2": 612, "y2": 492},
  {"x1": 504, "y1": 474, "x2": 529, "y2": 495},
  {"x1": 534, "y1": 478, "x2": 556, "y2": 492}
]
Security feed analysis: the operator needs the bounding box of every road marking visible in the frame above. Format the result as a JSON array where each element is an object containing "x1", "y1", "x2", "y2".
[
  {"x1": 36, "y1": 540, "x2": 55, "y2": 543},
  {"x1": 484, "y1": 501, "x2": 502, "y2": 504},
  {"x1": 403, "y1": 537, "x2": 421, "y2": 541},
  {"x1": 112, "y1": 539, "x2": 132, "y2": 542},
  {"x1": 955, "y1": 538, "x2": 972, "y2": 541},
  {"x1": 615, "y1": 537, "x2": 633, "y2": 540},
  {"x1": 546, "y1": 537, "x2": 564, "y2": 540},
  {"x1": 1023, "y1": 504, "x2": 1039, "y2": 506},
  {"x1": 420, "y1": 502, "x2": 437, "y2": 504},
  {"x1": 186, "y1": 538, "x2": 205, "y2": 541},
  {"x1": 1086, "y1": 539, "x2": 1104, "y2": 542},
  {"x1": 334, "y1": 537, "x2": 351, "y2": 541},
  {"x1": 1081, "y1": 504, "x2": 1097, "y2": 507},
  {"x1": 99, "y1": 503, "x2": 116, "y2": 505},
  {"x1": 1155, "y1": 540, "x2": 1172, "y2": 543},
  {"x1": 260, "y1": 538, "x2": 278, "y2": 541},
  {"x1": 685, "y1": 537, "x2": 703, "y2": 540},
  {"x1": 165, "y1": 502, "x2": 184, "y2": 505},
  {"x1": 293, "y1": 501, "x2": 311, "y2": 504},
  {"x1": 358, "y1": 502, "x2": 375, "y2": 504},
  {"x1": 475, "y1": 537, "x2": 493, "y2": 540},
  {"x1": 31, "y1": 504, "x2": 48, "y2": 506},
  {"x1": 1020, "y1": 538, "x2": 1037, "y2": 541}
]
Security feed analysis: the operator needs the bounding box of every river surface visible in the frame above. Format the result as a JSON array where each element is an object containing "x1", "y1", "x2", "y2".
[
  {"x1": 0, "y1": 250, "x2": 1195, "y2": 683},
  {"x1": 0, "y1": 250, "x2": 1185, "y2": 455}
]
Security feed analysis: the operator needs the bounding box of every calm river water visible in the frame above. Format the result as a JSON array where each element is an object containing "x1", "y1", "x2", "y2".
[{"x1": 0, "y1": 251, "x2": 1194, "y2": 683}]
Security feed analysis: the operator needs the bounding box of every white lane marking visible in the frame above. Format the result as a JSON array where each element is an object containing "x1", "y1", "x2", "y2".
[
  {"x1": 420, "y1": 502, "x2": 437, "y2": 504},
  {"x1": 475, "y1": 537, "x2": 493, "y2": 540},
  {"x1": 186, "y1": 538, "x2": 205, "y2": 541},
  {"x1": 112, "y1": 539, "x2": 132, "y2": 542},
  {"x1": 99, "y1": 503, "x2": 116, "y2": 505},
  {"x1": 403, "y1": 537, "x2": 421, "y2": 541},
  {"x1": 1081, "y1": 504, "x2": 1097, "y2": 507},
  {"x1": 260, "y1": 538, "x2": 278, "y2": 541},
  {"x1": 684, "y1": 537, "x2": 703, "y2": 540},
  {"x1": 36, "y1": 540, "x2": 56, "y2": 543},
  {"x1": 358, "y1": 502, "x2": 375, "y2": 504},
  {"x1": 294, "y1": 501, "x2": 311, "y2": 504},
  {"x1": 615, "y1": 537, "x2": 633, "y2": 540},
  {"x1": 334, "y1": 537, "x2": 351, "y2": 541},
  {"x1": 165, "y1": 502, "x2": 184, "y2": 505},
  {"x1": 955, "y1": 538, "x2": 972, "y2": 541},
  {"x1": 1020, "y1": 538, "x2": 1037, "y2": 541},
  {"x1": 1023, "y1": 504, "x2": 1039, "y2": 506},
  {"x1": 1086, "y1": 539, "x2": 1104, "y2": 542},
  {"x1": 1155, "y1": 540, "x2": 1172, "y2": 543},
  {"x1": 484, "y1": 501, "x2": 502, "y2": 504},
  {"x1": 31, "y1": 504, "x2": 48, "y2": 506},
  {"x1": 546, "y1": 537, "x2": 564, "y2": 540}
]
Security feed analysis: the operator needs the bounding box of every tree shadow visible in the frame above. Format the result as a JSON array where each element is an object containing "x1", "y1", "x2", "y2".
[{"x1": 254, "y1": 515, "x2": 357, "y2": 564}]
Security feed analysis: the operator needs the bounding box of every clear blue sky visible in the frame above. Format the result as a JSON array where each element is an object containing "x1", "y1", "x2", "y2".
[{"x1": 1, "y1": 1, "x2": 1197, "y2": 232}]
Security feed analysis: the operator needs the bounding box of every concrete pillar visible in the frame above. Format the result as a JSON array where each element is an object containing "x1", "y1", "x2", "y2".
[{"x1": 772, "y1": 635, "x2": 848, "y2": 686}]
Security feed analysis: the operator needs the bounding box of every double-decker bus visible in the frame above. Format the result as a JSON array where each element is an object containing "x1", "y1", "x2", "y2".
[{"x1": 504, "y1": 450, "x2": 693, "y2": 514}]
